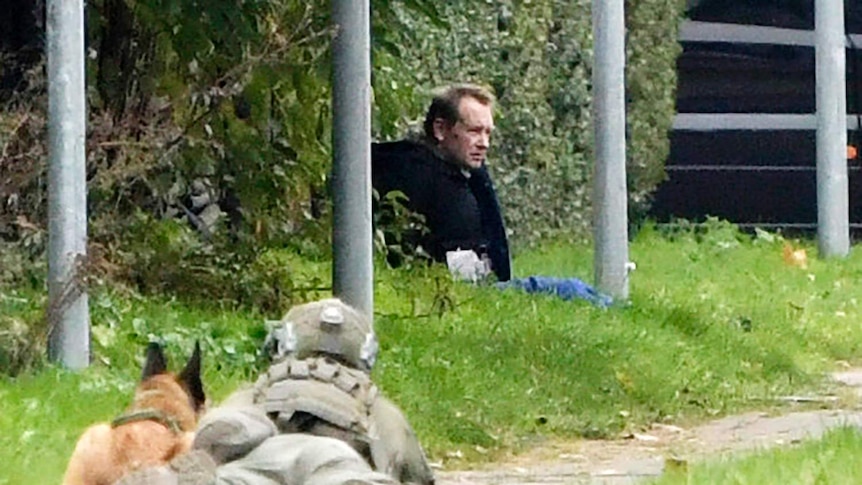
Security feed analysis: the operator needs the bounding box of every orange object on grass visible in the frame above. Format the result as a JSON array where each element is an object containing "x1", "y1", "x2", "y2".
[{"x1": 782, "y1": 242, "x2": 808, "y2": 269}]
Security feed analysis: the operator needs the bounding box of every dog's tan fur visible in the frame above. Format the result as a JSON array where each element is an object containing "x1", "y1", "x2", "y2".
[{"x1": 61, "y1": 342, "x2": 205, "y2": 485}]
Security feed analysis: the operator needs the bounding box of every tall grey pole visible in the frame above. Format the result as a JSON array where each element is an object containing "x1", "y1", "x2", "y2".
[
  {"x1": 331, "y1": 0, "x2": 373, "y2": 316},
  {"x1": 815, "y1": 0, "x2": 849, "y2": 257},
  {"x1": 46, "y1": 0, "x2": 90, "y2": 368},
  {"x1": 592, "y1": 0, "x2": 629, "y2": 300}
]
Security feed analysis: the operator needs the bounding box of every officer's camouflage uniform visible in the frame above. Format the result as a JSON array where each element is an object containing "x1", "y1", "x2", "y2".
[{"x1": 118, "y1": 298, "x2": 434, "y2": 485}]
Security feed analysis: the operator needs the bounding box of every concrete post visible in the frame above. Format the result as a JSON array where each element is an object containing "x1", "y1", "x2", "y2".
[
  {"x1": 331, "y1": 0, "x2": 374, "y2": 316},
  {"x1": 46, "y1": 0, "x2": 90, "y2": 368},
  {"x1": 592, "y1": 0, "x2": 630, "y2": 300},
  {"x1": 815, "y1": 0, "x2": 850, "y2": 257}
]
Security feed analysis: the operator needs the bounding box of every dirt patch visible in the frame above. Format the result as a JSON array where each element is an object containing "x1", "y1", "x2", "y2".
[{"x1": 435, "y1": 371, "x2": 862, "y2": 485}]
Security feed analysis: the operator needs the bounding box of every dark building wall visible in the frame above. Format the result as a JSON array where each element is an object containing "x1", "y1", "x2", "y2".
[{"x1": 649, "y1": 0, "x2": 862, "y2": 231}]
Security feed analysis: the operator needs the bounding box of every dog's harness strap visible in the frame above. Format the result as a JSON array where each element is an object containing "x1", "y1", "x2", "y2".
[{"x1": 111, "y1": 408, "x2": 182, "y2": 434}]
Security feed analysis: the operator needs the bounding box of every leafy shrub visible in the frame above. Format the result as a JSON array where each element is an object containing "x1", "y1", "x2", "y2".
[
  {"x1": 0, "y1": 240, "x2": 46, "y2": 290},
  {"x1": 0, "y1": 287, "x2": 46, "y2": 376},
  {"x1": 107, "y1": 211, "x2": 332, "y2": 312}
]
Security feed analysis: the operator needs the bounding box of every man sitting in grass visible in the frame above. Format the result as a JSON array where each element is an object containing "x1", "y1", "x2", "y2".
[
  {"x1": 373, "y1": 83, "x2": 510, "y2": 283},
  {"x1": 372, "y1": 83, "x2": 611, "y2": 306}
]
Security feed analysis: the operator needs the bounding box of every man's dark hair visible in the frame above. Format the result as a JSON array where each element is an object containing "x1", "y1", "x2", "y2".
[{"x1": 422, "y1": 83, "x2": 496, "y2": 140}]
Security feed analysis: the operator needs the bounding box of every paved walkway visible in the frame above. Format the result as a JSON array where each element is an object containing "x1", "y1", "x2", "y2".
[{"x1": 436, "y1": 371, "x2": 862, "y2": 485}]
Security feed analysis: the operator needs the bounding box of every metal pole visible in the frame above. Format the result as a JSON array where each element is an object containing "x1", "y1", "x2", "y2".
[
  {"x1": 815, "y1": 0, "x2": 849, "y2": 257},
  {"x1": 331, "y1": 0, "x2": 373, "y2": 316},
  {"x1": 592, "y1": 0, "x2": 629, "y2": 300},
  {"x1": 46, "y1": 0, "x2": 89, "y2": 368}
]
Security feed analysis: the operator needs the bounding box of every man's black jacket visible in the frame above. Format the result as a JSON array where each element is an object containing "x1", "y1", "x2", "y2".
[{"x1": 371, "y1": 140, "x2": 511, "y2": 281}]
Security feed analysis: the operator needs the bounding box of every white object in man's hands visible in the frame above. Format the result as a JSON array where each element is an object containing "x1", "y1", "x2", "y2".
[{"x1": 445, "y1": 249, "x2": 491, "y2": 282}]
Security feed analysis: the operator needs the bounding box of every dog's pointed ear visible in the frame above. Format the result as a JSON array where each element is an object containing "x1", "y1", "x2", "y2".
[
  {"x1": 142, "y1": 342, "x2": 168, "y2": 381},
  {"x1": 179, "y1": 341, "x2": 205, "y2": 410}
]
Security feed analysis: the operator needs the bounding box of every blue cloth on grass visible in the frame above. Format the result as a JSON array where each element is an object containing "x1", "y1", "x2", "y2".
[{"x1": 496, "y1": 276, "x2": 613, "y2": 308}]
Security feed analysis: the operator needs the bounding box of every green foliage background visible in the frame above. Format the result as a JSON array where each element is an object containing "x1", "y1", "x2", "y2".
[
  {"x1": 373, "y1": 0, "x2": 686, "y2": 242},
  {"x1": 0, "y1": 0, "x2": 686, "y2": 308}
]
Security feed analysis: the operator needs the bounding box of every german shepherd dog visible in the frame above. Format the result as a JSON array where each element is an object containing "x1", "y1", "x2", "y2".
[{"x1": 61, "y1": 342, "x2": 206, "y2": 485}]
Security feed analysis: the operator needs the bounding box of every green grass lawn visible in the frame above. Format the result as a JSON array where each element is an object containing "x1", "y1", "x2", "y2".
[
  {"x1": 651, "y1": 427, "x2": 862, "y2": 484},
  {"x1": 2, "y1": 221, "x2": 862, "y2": 482}
]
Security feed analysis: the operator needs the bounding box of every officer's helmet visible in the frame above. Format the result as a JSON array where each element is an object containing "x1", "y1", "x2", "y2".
[{"x1": 266, "y1": 298, "x2": 378, "y2": 372}]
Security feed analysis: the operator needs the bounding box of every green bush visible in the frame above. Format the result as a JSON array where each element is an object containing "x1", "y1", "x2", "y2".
[
  {"x1": 0, "y1": 286, "x2": 46, "y2": 376},
  {"x1": 107, "y1": 211, "x2": 333, "y2": 313}
]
